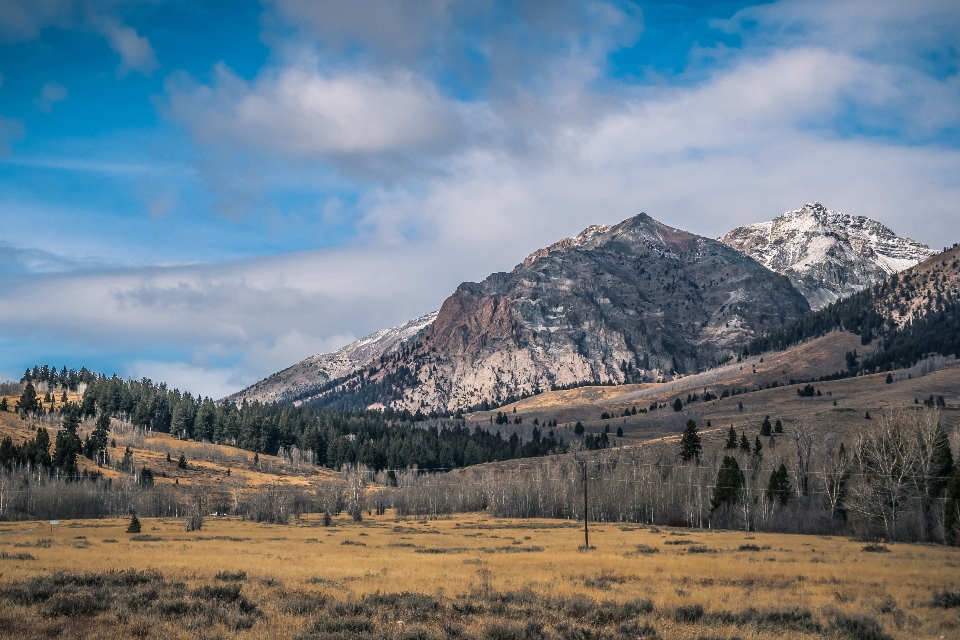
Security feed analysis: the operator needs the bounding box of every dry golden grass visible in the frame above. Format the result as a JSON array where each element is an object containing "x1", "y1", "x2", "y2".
[{"x1": 1, "y1": 512, "x2": 958, "y2": 639}]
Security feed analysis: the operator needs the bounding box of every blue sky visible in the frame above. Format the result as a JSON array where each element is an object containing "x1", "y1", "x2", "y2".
[{"x1": 1, "y1": 0, "x2": 959, "y2": 398}]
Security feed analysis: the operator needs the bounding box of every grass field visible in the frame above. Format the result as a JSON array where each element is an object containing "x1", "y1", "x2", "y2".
[{"x1": 1, "y1": 512, "x2": 958, "y2": 639}]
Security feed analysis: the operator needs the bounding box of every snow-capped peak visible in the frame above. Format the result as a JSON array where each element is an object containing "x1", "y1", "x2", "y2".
[{"x1": 720, "y1": 203, "x2": 935, "y2": 310}]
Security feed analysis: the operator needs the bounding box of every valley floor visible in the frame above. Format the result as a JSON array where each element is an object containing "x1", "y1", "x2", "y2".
[{"x1": 1, "y1": 512, "x2": 958, "y2": 639}]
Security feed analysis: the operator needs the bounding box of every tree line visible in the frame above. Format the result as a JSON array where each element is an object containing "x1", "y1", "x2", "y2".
[{"x1": 10, "y1": 372, "x2": 567, "y2": 473}]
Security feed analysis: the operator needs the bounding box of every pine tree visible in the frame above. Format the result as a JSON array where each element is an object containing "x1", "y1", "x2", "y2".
[
  {"x1": 760, "y1": 416, "x2": 772, "y2": 437},
  {"x1": 126, "y1": 514, "x2": 141, "y2": 534},
  {"x1": 616, "y1": 426, "x2": 623, "y2": 437},
  {"x1": 774, "y1": 419, "x2": 783, "y2": 434},
  {"x1": 739, "y1": 431, "x2": 750, "y2": 452},
  {"x1": 53, "y1": 404, "x2": 82, "y2": 477},
  {"x1": 672, "y1": 398, "x2": 683, "y2": 412},
  {"x1": 177, "y1": 454, "x2": 187, "y2": 469},
  {"x1": 574, "y1": 422, "x2": 584, "y2": 435},
  {"x1": 15, "y1": 381, "x2": 40, "y2": 415},
  {"x1": 724, "y1": 426, "x2": 738, "y2": 450},
  {"x1": 711, "y1": 456, "x2": 744, "y2": 512},
  {"x1": 767, "y1": 463, "x2": 792, "y2": 505},
  {"x1": 679, "y1": 420, "x2": 702, "y2": 463},
  {"x1": 753, "y1": 436, "x2": 763, "y2": 457},
  {"x1": 87, "y1": 412, "x2": 110, "y2": 466}
]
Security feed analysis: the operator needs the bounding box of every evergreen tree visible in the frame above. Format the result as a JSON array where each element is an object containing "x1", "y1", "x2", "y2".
[
  {"x1": 86, "y1": 412, "x2": 110, "y2": 466},
  {"x1": 774, "y1": 419, "x2": 783, "y2": 434},
  {"x1": 724, "y1": 426, "x2": 738, "y2": 450},
  {"x1": 711, "y1": 456, "x2": 744, "y2": 512},
  {"x1": 126, "y1": 514, "x2": 141, "y2": 534},
  {"x1": 53, "y1": 404, "x2": 82, "y2": 477},
  {"x1": 616, "y1": 426, "x2": 623, "y2": 437},
  {"x1": 177, "y1": 454, "x2": 187, "y2": 469},
  {"x1": 767, "y1": 463, "x2": 792, "y2": 505},
  {"x1": 574, "y1": 422, "x2": 584, "y2": 435},
  {"x1": 739, "y1": 431, "x2": 750, "y2": 453},
  {"x1": 760, "y1": 416, "x2": 772, "y2": 437},
  {"x1": 15, "y1": 381, "x2": 40, "y2": 415},
  {"x1": 672, "y1": 398, "x2": 683, "y2": 412},
  {"x1": 679, "y1": 419, "x2": 702, "y2": 463},
  {"x1": 753, "y1": 436, "x2": 763, "y2": 457}
]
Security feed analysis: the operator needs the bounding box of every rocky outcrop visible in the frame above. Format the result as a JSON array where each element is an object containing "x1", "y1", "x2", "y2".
[{"x1": 720, "y1": 203, "x2": 935, "y2": 310}]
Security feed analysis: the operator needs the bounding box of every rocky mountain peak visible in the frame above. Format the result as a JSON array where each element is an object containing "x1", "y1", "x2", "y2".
[
  {"x1": 313, "y1": 212, "x2": 809, "y2": 412},
  {"x1": 720, "y1": 203, "x2": 935, "y2": 310}
]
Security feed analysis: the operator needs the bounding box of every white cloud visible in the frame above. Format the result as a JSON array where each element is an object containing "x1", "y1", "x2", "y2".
[
  {"x1": 126, "y1": 361, "x2": 238, "y2": 400},
  {"x1": 168, "y1": 64, "x2": 467, "y2": 156}
]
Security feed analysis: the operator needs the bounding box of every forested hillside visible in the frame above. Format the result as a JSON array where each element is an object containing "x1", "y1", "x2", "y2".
[
  {"x1": 5, "y1": 372, "x2": 566, "y2": 474},
  {"x1": 744, "y1": 246, "x2": 960, "y2": 372}
]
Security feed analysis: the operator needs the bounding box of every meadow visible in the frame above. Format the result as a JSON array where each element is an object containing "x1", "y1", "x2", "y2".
[{"x1": 1, "y1": 512, "x2": 958, "y2": 639}]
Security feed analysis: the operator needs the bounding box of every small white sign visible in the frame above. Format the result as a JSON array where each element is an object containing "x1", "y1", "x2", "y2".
[{"x1": 50, "y1": 520, "x2": 59, "y2": 526}]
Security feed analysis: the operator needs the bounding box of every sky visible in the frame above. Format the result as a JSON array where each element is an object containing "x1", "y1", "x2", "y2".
[{"x1": 1, "y1": 0, "x2": 959, "y2": 399}]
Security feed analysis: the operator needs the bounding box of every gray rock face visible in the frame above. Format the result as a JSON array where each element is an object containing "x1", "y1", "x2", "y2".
[
  {"x1": 226, "y1": 311, "x2": 437, "y2": 405},
  {"x1": 319, "y1": 213, "x2": 809, "y2": 412},
  {"x1": 720, "y1": 203, "x2": 935, "y2": 310}
]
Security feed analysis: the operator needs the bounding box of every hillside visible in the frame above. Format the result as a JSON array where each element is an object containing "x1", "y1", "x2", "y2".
[
  {"x1": 720, "y1": 202, "x2": 934, "y2": 310},
  {"x1": 744, "y1": 244, "x2": 960, "y2": 368},
  {"x1": 298, "y1": 213, "x2": 809, "y2": 413}
]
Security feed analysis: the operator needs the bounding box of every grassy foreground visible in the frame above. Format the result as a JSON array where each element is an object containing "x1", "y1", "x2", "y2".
[{"x1": 1, "y1": 513, "x2": 958, "y2": 639}]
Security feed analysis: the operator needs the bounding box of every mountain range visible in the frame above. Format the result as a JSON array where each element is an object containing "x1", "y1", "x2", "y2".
[{"x1": 229, "y1": 204, "x2": 936, "y2": 412}]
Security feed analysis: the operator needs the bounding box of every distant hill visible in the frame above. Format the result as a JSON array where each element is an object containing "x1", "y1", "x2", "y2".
[{"x1": 720, "y1": 202, "x2": 934, "y2": 310}]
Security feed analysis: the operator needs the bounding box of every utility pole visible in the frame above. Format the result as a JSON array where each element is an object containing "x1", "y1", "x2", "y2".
[{"x1": 583, "y1": 461, "x2": 589, "y2": 549}]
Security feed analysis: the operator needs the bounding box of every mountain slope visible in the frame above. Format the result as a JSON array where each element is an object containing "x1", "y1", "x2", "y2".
[
  {"x1": 744, "y1": 244, "x2": 960, "y2": 372},
  {"x1": 228, "y1": 312, "x2": 438, "y2": 406},
  {"x1": 313, "y1": 213, "x2": 810, "y2": 413},
  {"x1": 720, "y1": 202, "x2": 935, "y2": 310}
]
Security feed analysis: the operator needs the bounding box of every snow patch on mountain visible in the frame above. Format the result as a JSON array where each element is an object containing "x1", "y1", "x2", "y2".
[
  {"x1": 226, "y1": 311, "x2": 438, "y2": 405},
  {"x1": 720, "y1": 203, "x2": 935, "y2": 310}
]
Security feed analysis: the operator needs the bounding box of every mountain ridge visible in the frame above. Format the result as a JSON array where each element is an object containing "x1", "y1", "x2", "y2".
[{"x1": 720, "y1": 202, "x2": 934, "y2": 310}]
